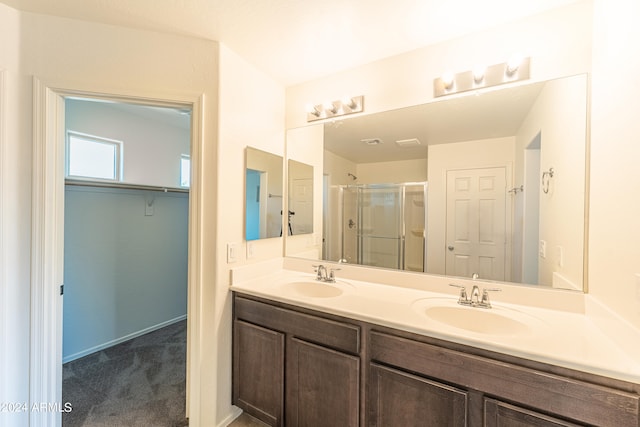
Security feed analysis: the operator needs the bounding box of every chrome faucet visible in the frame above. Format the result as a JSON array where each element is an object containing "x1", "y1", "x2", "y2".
[
  {"x1": 314, "y1": 264, "x2": 327, "y2": 281},
  {"x1": 313, "y1": 264, "x2": 339, "y2": 283},
  {"x1": 449, "y1": 284, "x2": 501, "y2": 308},
  {"x1": 470, "y1": 285, "x2": 481, "y2": 305}
]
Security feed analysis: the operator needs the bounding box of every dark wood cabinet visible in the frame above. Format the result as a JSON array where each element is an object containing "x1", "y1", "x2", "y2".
[
  {"x1": 484, "y1": 398, "x2": 582, "y2": 427},
  {"x1": 233, "y1": 320, "x2": 285, "y2": 426},
  {"x1": 232, "y1": 293, "x2": 640, "y2": 427},
  {"x1": 286, "y1": 338, "x2": 360, "y2": 427},
  {"x1": 233, "y1": 294, "x2": 361, "y2": 427},
  {"x1": 369, "y1": 363, "x2": 467, "y2": 427}
]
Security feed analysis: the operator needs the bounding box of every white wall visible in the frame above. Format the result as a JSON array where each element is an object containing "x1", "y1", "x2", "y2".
[
  {"x1": 515, "y1": 75, "x2": 587, "y2": 289},
  {"x1": 356, "y1": 158, "x2": 428, "y2": 184},
  {"x1": 216, "y1": 45, "x2": 286, "y2": 426},
  {"x1": 2, "y1": 9, "x2": 222, "y2": 427},
  {"x1": 285, "y1": 125, "x2": 324, "y2": 258},
  {"x1": 63, "y1": 187, "x2": 188, "y2": 362},
  {"x1": 286, "y1": 2, "x2": 593, "y2": 128},
  {"x1": 66, "y1": 100, "x2": 190, "y2": 188},
  {"x1": 0, "y1": 5, "x2": 30, "y2": 426},
  {"x1": 590, "y1": 0, "x2": 640, "y2": 328},
  {"x1": 426, "y1": 137, "x2": 516, "y2": 276}
]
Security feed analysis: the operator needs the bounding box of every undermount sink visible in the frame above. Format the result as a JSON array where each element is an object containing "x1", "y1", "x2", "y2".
[
  {"x1": 412, "y1": 298, "x2": 540, "y2": 336},
  {"x1": 280, "y1": 280, "x2": 352, "y2": 298}
]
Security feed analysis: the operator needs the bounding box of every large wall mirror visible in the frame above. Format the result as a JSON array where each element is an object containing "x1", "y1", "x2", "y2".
[
  {"x1": 285, "y1": 73, "x2": 588, "y2": 291},
  {"x1": 245, "y1": 147, "x2": 284, "y2": 240}
]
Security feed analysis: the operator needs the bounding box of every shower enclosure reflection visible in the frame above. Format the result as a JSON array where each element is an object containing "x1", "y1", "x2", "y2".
[{"x1": 326, "y1": 182, "x2": 427, "y2": 272}]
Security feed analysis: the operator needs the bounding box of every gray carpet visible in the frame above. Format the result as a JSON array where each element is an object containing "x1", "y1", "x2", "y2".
[{"x1": 62, "y1": 320, "x2": 188, "y2": 427}]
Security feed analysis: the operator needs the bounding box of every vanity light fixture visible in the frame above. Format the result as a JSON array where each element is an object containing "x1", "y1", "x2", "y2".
[
  {"x1": 306, "y1": 95, "x2": 364, "y2": 122},
  {"x1": 434, "y1": 56, "x2": 530, "y2": 97}
]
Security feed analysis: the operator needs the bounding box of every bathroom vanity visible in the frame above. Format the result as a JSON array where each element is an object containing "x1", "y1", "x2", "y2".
[{"x1": 231, "y1": 262, "x2": 640, "y2": 427}]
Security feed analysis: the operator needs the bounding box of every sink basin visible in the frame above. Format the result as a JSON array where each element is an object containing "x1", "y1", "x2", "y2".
[
  {"x1": 412, "y1": 298, "x2": 539, "y2": 336},
  {"x1": 280, "y1": 280, "x2": 352, "y2": 298}
]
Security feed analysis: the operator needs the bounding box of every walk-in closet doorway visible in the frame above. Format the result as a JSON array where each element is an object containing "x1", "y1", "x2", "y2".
[{"x1": 30, "y1": 80, "x2": 206, "y2": 426}]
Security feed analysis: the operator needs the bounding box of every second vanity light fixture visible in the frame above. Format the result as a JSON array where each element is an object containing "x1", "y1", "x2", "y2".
[
  {"x1": 306, "y1": 95, "x2": 364, "y2": 122},
  {"x1": 434, "y1": 55, "x2": 530, "y2": 97}
]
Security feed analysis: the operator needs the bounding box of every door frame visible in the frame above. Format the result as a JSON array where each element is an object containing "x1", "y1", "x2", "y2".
[{"x1": 30, "y1": 77, "x2": 205, "y2": 426}]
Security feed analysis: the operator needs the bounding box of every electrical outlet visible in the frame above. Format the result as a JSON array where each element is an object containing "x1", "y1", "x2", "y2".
[{"x1": 556, "y1": 246, "x2": 564, "y2": 267}]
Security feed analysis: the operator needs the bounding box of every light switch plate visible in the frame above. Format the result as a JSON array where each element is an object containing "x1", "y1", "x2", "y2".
[
  {"x1": 227, "y1": 243, "x2": 239, "y2": 263},
  {"x1": 539, "y1": 240, "x2": 547, "y2": 259},
  {"x1": 246, "y1": 241, "x2": 255, "y2": 259}
]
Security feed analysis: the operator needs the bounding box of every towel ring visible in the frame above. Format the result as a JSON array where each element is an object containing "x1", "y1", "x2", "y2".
[{"x1": 542, "y1": 167, "x2": 554, "y2": 194}]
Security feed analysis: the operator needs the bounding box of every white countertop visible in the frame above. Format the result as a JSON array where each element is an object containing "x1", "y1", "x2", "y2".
[{"x1": 230, "y1": 258, "x2": 640, "y2": 384}]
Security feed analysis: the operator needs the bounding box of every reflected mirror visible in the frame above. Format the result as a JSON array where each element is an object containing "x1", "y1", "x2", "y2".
[
  {"x1": 245, "y1": 147, "x2": 284, "y2": 240},
  {"x1": 287, "y1": 159, "x2": 314, "y2": 235},
  {"x1": 286, "y1": 74, "x2": 588, "y2": 291}
]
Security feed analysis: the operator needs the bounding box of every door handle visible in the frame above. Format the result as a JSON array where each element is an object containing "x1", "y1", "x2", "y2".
[{"x1": 448, "y1": 246, "x2": 454, "y2": 251}]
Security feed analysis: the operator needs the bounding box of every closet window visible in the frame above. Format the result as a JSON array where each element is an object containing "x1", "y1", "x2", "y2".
[{"x1": 66, "y1": 131, "x2": 122, "y2": 181}]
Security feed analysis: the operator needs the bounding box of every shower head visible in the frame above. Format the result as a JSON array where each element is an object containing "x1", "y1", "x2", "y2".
[{"x1": 347, "y1": 173, "x2": 358, "y2": 181}]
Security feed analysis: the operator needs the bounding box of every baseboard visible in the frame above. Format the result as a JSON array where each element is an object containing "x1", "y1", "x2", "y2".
[
  {"x1": 218, "y1": 406, "x2": 243, "y2": 427},
  {"x1": 62, "y1": 314, "x2": 187, "y2": 363}
]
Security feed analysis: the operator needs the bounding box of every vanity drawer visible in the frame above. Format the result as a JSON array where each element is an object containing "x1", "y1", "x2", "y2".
[
  {"x1": 234, "y1": 295, "x2": 360, "y2": 354},
  {"x1": 370, "y1": 330, "x2": 640, "y2": 427}
]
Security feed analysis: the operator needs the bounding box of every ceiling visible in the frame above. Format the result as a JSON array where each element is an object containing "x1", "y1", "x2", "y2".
[{"x1": 1, "y1": 0, "x2": 581, "y2": 86}]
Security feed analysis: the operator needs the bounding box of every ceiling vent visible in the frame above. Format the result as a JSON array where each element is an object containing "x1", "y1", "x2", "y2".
[
  {"x1": 395, "y1": 138, "x2": 421, "y2": 148},
  {"x1": 361, "y1": 138, "x2": 383, "y2": 145}
]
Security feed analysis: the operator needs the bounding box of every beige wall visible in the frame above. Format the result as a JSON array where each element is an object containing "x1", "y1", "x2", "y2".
[{"x1": 590, "y1": 0, "x2": 640, "y2": 328}]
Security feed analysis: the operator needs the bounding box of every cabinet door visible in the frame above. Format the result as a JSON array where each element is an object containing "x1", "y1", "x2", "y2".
[
  {"x1": 484, "y1": 399, "x2": 583, "y2": 427},
  {"x1": 286, "y1": 338, "x2": 360, "y2": 427},
  {"x1": 233, "y1": 320, "x2": 285, "y2": 426},
  {"x1": 369, "y1": 363, "x2": 468, "y2": 427}
]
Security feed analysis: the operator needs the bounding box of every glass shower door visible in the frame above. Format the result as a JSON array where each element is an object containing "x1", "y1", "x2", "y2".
[{"x1": 357, "y1": 185, "x2": 403, "y2": 269}]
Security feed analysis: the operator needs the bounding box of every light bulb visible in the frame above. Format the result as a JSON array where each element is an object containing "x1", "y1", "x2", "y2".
[
  {"x1": 472, "y1": 65, "x2": 485, "y2": 83},
  {"x1": 323, "y1": 101, "x2": 337, "y2": 114},
  {"x1": 441, "y1": 72, "x2": 455, "y2": 89},
  {"x1": 341, "y1": 96, "x2": 356, "y2": 109},
  {"x1": 506, "y1": 53, "x2": 523, "y2": 76},
  {"x1": 305, "y1": 103, "x2": 320, "y2": 116}
]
